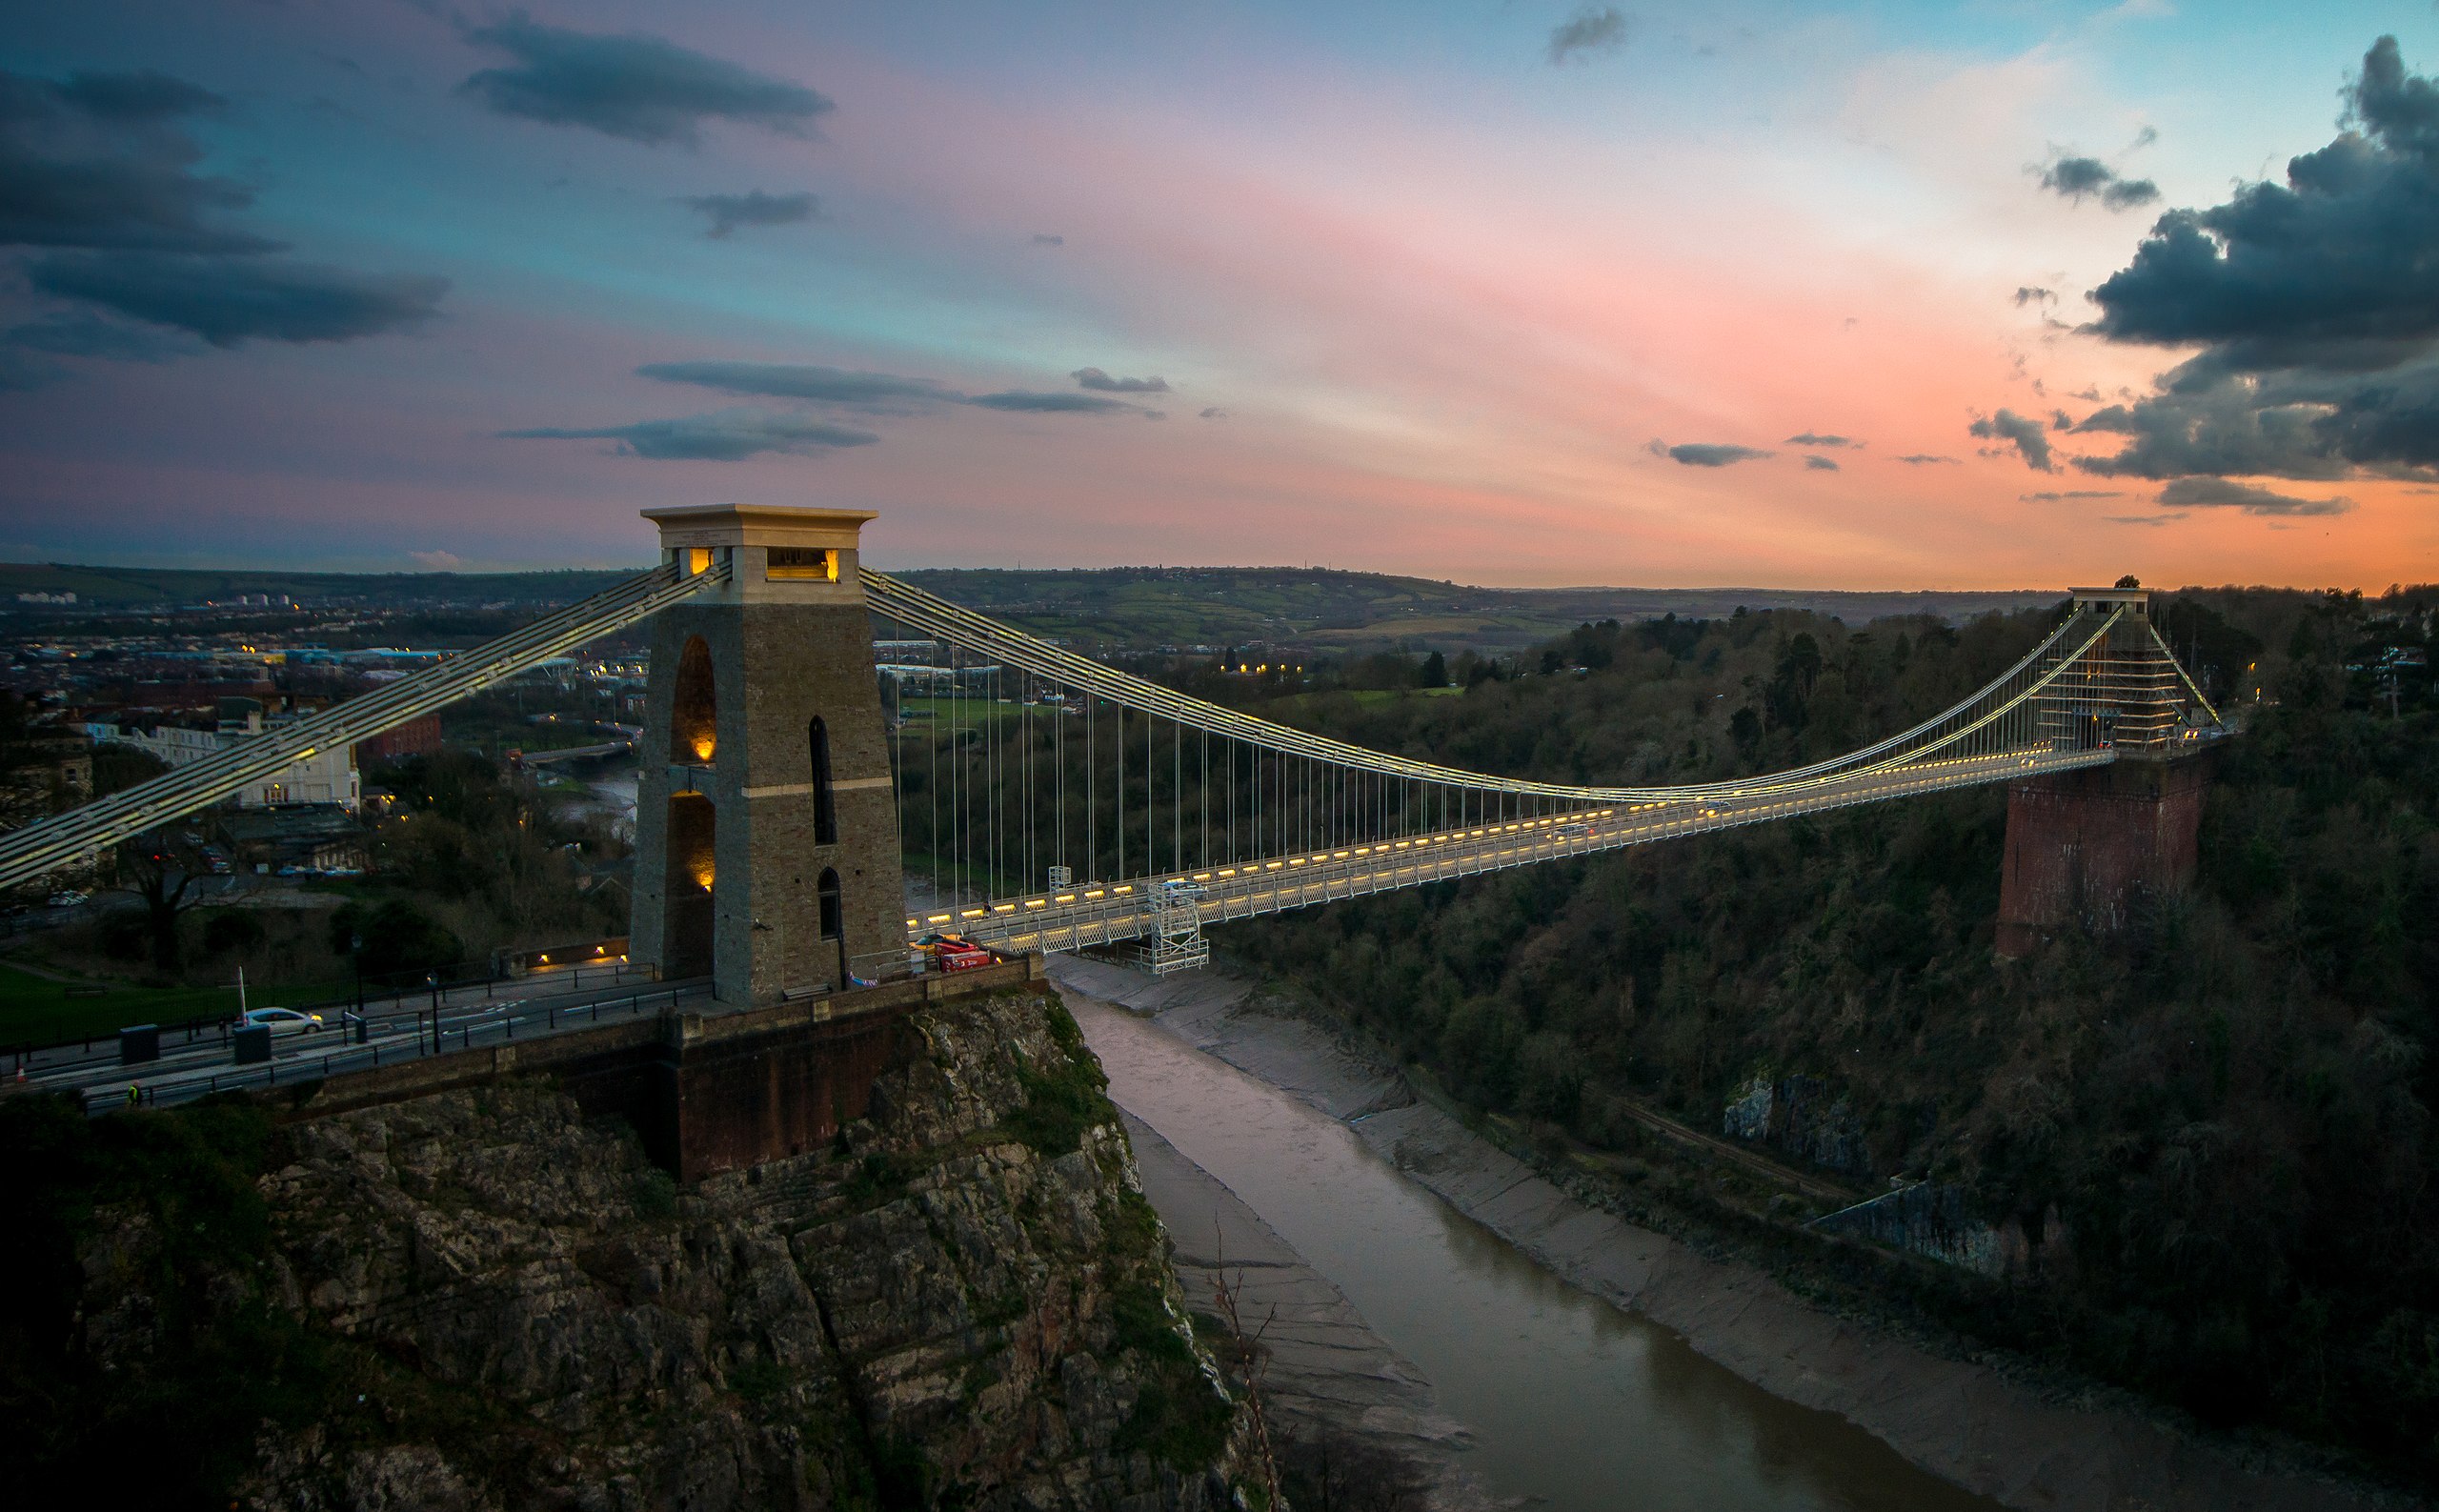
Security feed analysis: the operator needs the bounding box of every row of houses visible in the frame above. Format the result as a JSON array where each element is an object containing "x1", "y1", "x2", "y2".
[{"x1": 80, "y1": 698, "x2": 444, "y2": 815}]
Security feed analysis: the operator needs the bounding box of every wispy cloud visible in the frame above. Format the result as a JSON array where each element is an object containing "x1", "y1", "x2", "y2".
[
  {"x1": 2155, "y1": 477, "x2": 2354, "y2": 515},
  {"x1": 1073, "y1": 366, "x2": 1168, "y2": 393},
  {"x1": 2035, "y1": 153, "x2": 2159, "y2": 212},
  {"x1": 456, "y1": 17, "x2": 833, "y2": 146},
  {"x1": 1547, "y1": 7, "x2": 1626, "y2": 65},
  {"x1": 681, "y1": 190, "x2": 818, "y2": 238},
  {"x1": 499, "y1": 410, "x2": 879, "y2": 460},
  {"x1": 638, "y1": 360, "x2": 951, "y2": 408},
  {"x1": 1666, "y1": 443, "x2": 1771, "y2": 467},
  {"x1": 1968, "y1": 408, "x2": 2055, "y2": 471}
]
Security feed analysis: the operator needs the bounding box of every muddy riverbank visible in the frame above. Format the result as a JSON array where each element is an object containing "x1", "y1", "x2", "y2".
[{"x1": 1056, "y1": 955, "x2": 2398, "y2": 1512}]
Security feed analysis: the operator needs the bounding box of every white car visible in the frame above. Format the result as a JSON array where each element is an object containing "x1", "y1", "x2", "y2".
[{"x1": 237, "y1": 1007, "x2": 324, "y2": 1036}]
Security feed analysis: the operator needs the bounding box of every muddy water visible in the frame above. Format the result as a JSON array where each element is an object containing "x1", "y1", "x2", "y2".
[{"x1": 1075, "y1": 998, "x2": 2001, "y2": 1512}]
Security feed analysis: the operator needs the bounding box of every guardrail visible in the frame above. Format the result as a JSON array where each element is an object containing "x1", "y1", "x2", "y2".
[
  {"x1": 6, "y1": 957, "x2": 658, "y2": 1075},
  {"x1": 87, "y1": 980, "x2": 700, "y2": 1115}
]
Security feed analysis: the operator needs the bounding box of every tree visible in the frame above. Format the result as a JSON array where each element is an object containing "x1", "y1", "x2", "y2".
[
  {"x1": 111, "y1": 832, "x2": 209, "y2": 974},
  {"x1": 1418, "y1": 651, "x2": 1448, "y2": 689},
  {"x1": 330, "y1": 897, "x2": 462, "y2": 980}
]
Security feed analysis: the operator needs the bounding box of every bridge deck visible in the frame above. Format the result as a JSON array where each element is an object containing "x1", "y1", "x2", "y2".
[{"x1": 916, "y1": 745, "x2": 2114, "y2": 955}]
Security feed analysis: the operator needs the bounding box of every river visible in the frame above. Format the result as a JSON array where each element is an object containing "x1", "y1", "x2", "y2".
[{"x1": 1072, "y1": 994, "x2": 2002, "y2": 1512}]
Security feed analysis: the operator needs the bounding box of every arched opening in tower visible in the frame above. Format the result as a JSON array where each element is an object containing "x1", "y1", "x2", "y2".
[
  {"x1": 665, "y1": 791, "x2": 716, "y2": 977},
  {"x1": 671, "y1": 635, "x2": 716, "y2": 764}
]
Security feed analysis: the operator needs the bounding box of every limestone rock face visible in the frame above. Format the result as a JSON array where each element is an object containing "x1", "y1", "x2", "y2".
[{"x1": 85, "y1": 988, "x2": 1248, "y2": 1510}]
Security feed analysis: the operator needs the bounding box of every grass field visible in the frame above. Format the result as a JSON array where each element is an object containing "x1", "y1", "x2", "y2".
[{"x1": 0, "y1": 962, "x2": 351, "y2": 1049}]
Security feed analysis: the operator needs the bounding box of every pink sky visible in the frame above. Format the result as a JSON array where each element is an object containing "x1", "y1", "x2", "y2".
[{"x1": 0, "y1": 2, "x2": 2429, "y2": 589}]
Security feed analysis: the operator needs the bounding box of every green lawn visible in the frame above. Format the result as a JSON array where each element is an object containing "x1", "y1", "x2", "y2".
[{"x1": 0, "y1": 963, "x2": 352, "y2": 1048}]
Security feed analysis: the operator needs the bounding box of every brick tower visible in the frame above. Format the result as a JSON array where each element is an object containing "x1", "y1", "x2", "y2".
[{"x1": 629, "y1": 506, "x2": 905, "y2": 1005}]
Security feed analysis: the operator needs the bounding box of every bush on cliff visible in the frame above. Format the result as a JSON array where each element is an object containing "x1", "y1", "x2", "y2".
[{"x1": 0, "y1": 1093, "x2": 333, "y2": 1510}]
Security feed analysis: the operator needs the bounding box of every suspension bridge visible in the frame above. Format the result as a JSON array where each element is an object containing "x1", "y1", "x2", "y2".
[{"x1": 0, "y1": 505, "x2": 2225, "y2": 1010}]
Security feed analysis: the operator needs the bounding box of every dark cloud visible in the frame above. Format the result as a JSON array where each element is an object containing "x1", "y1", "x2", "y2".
[
  {"x1": 1199, "y1": 407, "x2": 1227, "y2": 419},
  {"x1": 4, "y1": 311, "x2": 192, "y2": 361},
  {"x1": 456, "y1": 16, "x2": 833, "y2": 147},
  {"x1": 637, "y1": 359, "x2": 950, "y2": 408},
  {"x1": 2049, "y1": 409, "x2": 2075, "y2": 431},
  {"x1": 1967, "y1": 408, "x2": 2055, "y2": 471},
  {"x1": 1031, "y1": 232, "x2": 1064, "y2": 247},
  {"x1": 26, "y1": 252, "x2": 448, "y2": 347},
  {"x1": 2074, "y1": 37, "x2": 2439, "y2": 481},
  {"x1": 499, "y1": 409, "x2": 878, "y2": 460},
  {"x1": 2155, "y1": 476, "x2": 2354, "y2": 514},
  {"x1": 1547, "y1": 7, "x2": 1626, "y2": 64},
  {"x1": 1785, "y1": 432, "x2": 1854, "y2": 447},
  {"x1": 2103, "y1": 179, "x2": 2160, "y2": 211},
  {"x1": 965, "y1": 390, "x2": 1135, "y2": 413},
  {"x1": 55, "y1": 71, "x2": 226, "y2": 122},
  {"x1": 2038, "y1": 153, "x2": 2160, "y2": 211},
  {"x1": 0, "y1": 69, "x2": 275, "y2": 254},
  {"x1": 1804, "y1": 454, "x2": 1839, "y2": 471},
  {"x1": 681, "y1": 190, "x2": 817, "y2": 238},
  {"x1": 1894, "y1": 454, "x2": 1959, "y2": 464},
  {"x1": 2105, "y1": 513, "x2": 2187, "y2": 526},
  {"x1": 1073, "y1": 366, "x2": 1168, "y2": 393},
  {"x1": 1666, "y1": 443, "x2": 1772, "y2": 467},
  {"x1": 2014, "y1": 286, "x2": 2055, "y2": 307},
  {"x1": 0, "y1": 66, "x2": 454, "y2": 374},
  {"x1": 2020, "y1": 490, "x2": 2123, "y2": 500}
]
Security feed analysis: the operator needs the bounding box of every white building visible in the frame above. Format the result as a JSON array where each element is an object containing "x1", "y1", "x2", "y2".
[{"x1": 86, "y1": 704, "x2": 361, "y2": 812}]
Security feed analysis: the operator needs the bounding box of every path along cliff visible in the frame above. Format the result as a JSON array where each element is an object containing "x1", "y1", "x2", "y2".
[{"x1": 0, "y1": 983, "x2": 1260, "y2": 1511}]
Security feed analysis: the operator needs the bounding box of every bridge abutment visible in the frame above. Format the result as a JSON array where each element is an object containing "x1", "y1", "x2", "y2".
[
  {"x1": 285, "y1": 957, "x2": 1048, "y2": 1180},
  {"x1": 630, "y1": 506, "x2": 907, "y2": 1006},
  {"x1": 1993, "y1": 750, "x2": 2214, "y2": 957}
]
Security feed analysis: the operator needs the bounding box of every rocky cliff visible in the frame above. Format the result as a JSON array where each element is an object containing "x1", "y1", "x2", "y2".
[{"x1": 3, "y1": 986, "x2": 1255, "y2": 1510}]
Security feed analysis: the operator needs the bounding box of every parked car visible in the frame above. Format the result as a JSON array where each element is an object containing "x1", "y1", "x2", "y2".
[
  {"x1": 237, "y1": 1006, "x2": 323, "y2": 1035},
  {"x1": 45, "y1": 891, "x2": 87, "y2": 908}
]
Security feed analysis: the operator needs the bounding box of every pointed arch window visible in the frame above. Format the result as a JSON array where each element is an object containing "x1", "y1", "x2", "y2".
[{"x1": 809, "y1": 716, "x2": 838, "y2": 844}]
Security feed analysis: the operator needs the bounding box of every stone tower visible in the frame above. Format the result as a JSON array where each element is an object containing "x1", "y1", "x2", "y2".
[
  {"x1": 629, "y1": 506, "x2": 905, "y2": 1005},
  {"x1": 1993, "y1": 583, "x2": 2217, "y2": 957}
]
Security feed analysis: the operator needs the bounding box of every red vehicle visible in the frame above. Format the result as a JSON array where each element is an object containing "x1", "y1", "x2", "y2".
[
  {"x1": 917, "y1": 933, "x2": 996, "y2": 973},
  {"x1": 937, "y1": 942, "x2": 994, "y2": 973}
]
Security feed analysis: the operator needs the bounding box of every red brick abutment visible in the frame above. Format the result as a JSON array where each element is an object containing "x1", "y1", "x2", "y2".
[
  {"x1": 1995, "y1": 748, "x2": 2218, "y2": 958},
  {"x1": 281, "y1": 956, "x2": 1047, "y2": 1180}
]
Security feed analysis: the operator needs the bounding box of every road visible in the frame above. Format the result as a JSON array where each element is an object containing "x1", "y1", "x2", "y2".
[
  {"x1": 928, "y1": 745, "x2": 2113, "y2": 956},
  {"x1": 12, "y1": 964, "x2": 707, "y2": 1114}
]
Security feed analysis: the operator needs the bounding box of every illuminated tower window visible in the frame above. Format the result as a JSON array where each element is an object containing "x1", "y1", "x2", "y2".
[{"x1": 671, "y1": 635, "x2": 716, "y2": 763}]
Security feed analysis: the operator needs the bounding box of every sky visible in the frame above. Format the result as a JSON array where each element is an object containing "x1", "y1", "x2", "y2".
[{"x1": 1, "y1": 1, "x2": 2434, "y2": 589}]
